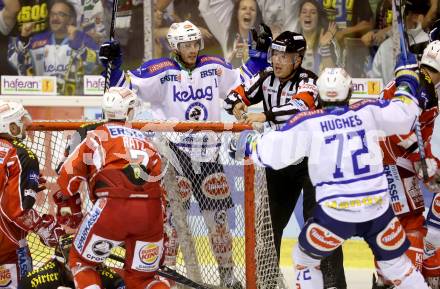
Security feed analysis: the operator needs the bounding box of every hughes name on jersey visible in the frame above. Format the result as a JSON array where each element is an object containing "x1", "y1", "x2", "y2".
[{"x1": 250, "y1": 98, "x2": 420, "y2": 222}]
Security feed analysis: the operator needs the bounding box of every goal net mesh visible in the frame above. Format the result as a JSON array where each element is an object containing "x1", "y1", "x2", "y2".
[{"x1": 24, "y1": 121, "x2": 287, "y2": 289}]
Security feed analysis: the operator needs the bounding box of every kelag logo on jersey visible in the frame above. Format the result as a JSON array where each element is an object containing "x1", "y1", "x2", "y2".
[
  {"x1": 173, "y1": 85, "x2": 213, "y2": 102},
  {"x1": 44, "y1": 62, "x2": 69, "y2": 73},
  {"x1": 185, "y1": 102, "x2": 208, "y2": 121}
]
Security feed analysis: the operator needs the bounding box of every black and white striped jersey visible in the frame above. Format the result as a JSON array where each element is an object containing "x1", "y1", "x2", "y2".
[{"x1": 226, "y1": 66, "x2": 319, "y2": 129}]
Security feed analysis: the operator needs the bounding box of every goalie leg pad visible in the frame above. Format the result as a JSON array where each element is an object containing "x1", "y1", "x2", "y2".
[
  {"x1": 377, "y1": 255, "x2": 429, "y2": 289},
  {"x1": 202, "y1": 209, "x2": 233, "y2": 268},
  {"x1": 195, "y1": 163, "x2": 234, "y2": 211},
  {"x1": 293, "y1": 244, "x2": 323, "y2": 289},
  {"x1": 163, "y1": 220, "x2": 179, "y2": 267}
]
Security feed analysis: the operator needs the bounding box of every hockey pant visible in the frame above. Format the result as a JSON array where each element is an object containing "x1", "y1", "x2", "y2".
[
  {"x1": 294, "y1": 205, "x2": 429, "y2": 289},
  {"x1": 69, "y1": 197, "x2": 170, "y2": 289},
  {"x1": 374, "y1": 213, "x2": 426, "y2": 286}
]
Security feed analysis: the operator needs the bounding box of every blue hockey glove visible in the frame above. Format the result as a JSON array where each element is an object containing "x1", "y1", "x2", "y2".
[
  {"x1": 99, "y1": 40, "x2": 122, "y2": 69},
  {"x1": 245, "y1": 23, "x2": 272, "y2": 74},
  {"x1": 248, "y1": 23, "x2": 272, "y2": 59},
  {"x1": 228, "y1": 130, "x2": 258, "y2": 161},
  {"x1": 394, "y1": 51, "x2": 419, "y2": 99},
  {"x1": 430, "y1": 19, "x2": 440, "y2": 42}
]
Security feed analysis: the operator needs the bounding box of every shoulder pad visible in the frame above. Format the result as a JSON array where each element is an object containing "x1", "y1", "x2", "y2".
[
  {"x1": 131, "y1": 58, "x2": 180, "y2": 78},
  {"x1": 197, "y1": 55, "x2": 233, "y2": 69},
  {"x1": 282, "y1": 109, "x2": 325, "y2": 130},
  {"x1": 78, "y1": 121, "x2": 106, "y2": 140}
]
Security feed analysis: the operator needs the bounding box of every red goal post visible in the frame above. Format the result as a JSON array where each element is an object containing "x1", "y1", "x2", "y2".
[{"x1": 25, "y1": 120, "x2": 287, "y2": 289}]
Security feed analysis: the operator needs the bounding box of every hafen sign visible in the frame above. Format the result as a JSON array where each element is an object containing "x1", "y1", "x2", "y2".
[
  {"x1": 351, "y1": 78, "x2": 383, "y2": 99},
  {"x1": 1, "y1": 76, "x2": 56, "y2": 95},
  {"x1": 83, "y1": 75, "x2": 105, "y2": 95}
]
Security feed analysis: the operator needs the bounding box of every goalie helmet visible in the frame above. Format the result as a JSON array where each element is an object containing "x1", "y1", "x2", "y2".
[
  {"x1": 421, "y1": 40, "x2": 440, "y2": 72},
  {"x1": 102, "y1": 87, "x2": 141, "y2": 121},
  {"x1": 317, "y1": 68, "x2": 352, "y2": 103},
  {"x1": 0, "y1": 101, "x2": 32, "y2": 139},
  {"x1": 167, "y1": 20, "x2": 204, "y2": 51}
]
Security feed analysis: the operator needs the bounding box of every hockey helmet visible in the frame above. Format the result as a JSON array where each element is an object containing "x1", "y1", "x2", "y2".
[
  {"x1": 102, "y1": 87, "x2": 141, "y2": 121},
  {"x1": 0, "y1": 101, "x2": 32, "y2": 139},
  {"x1": 167, "y1": 20, "x2": 204, "y2": 51},
  {"x1": 317, "y1": 68, "x2": 352, "y2": 103},
  {"x1": 421, "y1": 40, "x2": 440, "y2": 72},
  {"x1": 270, "y1": 31, "x2": 306, "y2": 55}
]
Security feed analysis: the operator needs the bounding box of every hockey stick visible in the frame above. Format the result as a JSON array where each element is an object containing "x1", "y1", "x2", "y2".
[
  {"x1": 156, "y1": 266, "x2": 212, "y2": 289},
  {"x1": 393, "y1": 0, "x2": 429, "y2": 181},
  {"x1": 106, "y1": 253, "x2": 211, "y2": 289},
  {"x1": 104, "y1": 0, "x2": 119, "y2": 92}
]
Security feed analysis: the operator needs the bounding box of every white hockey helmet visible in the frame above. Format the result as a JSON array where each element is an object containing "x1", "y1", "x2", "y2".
[
  {"x1": 317, "y1": 68, "x2": 352, "y2": 103},
  {"x1": 0, "y1": 101, "x2": 32, "y2": 139},
  {"x1": 167, "y1": 20, "x2": 204, "y2": 51},
  {"x1": 421, "y1": 40, "x2": 440, "y2": 72},
  {"x1": 102, "y1": 87, "x2": 141, "y2": 121}
]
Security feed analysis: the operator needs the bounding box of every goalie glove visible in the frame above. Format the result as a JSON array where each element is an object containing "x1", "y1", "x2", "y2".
[
  {"x1": 33, "y1": 214, "x2": 66, "y2": 247},
  {"x1": 228, "y1": 130, "x2": 258, "y2": 161},
  {"x1": 53, "y1": 191, "x2": 83, "y2": 229},
  {"x1": 15, "y1": 209, "x2": 65, "y2": 247}
]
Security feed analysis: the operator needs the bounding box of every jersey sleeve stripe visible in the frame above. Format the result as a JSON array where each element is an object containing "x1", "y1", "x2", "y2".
[
  {"x1": 317, "y1": 188, "x2": 388, "y2": 204},
  {"x1": 315, "y1": 170, "x2": 385, "y2": 187}
]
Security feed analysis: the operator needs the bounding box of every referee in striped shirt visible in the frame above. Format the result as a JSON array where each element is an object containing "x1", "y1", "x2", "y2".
[{"x1": 225, "y1": 31, "x2": 347, "y2": 289}]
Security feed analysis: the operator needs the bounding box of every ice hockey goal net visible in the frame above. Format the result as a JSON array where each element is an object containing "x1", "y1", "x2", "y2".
[{"x1": 24, "y1": 120, "x2": 287, "y2": 289}]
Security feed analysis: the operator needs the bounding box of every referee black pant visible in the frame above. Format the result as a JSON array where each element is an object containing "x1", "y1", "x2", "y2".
[{"x1": 266, "y1": 158, "x2": 347, "y2": 289}]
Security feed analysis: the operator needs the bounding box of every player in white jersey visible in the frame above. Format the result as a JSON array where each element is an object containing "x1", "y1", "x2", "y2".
[
  {"x1": 99, "y1": 20, "x2": 272, "y2": 122},
  {"x1": 98, "y1": 20, "x2": 272, "y2": 288},
  {"x1": 230, "y1": 58, "x2": 431, "y2": 288}
]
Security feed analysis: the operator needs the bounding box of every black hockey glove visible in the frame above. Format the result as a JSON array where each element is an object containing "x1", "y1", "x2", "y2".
[
  {"x1": 99, "y1": 40, "x2": 122, "y2": 69},
  {"x1": 248, "y1": 23, "x2": 272, "y2": 59},
  {"x1": 224, "y1": 90, "x2": 244, "y2": 115}
]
